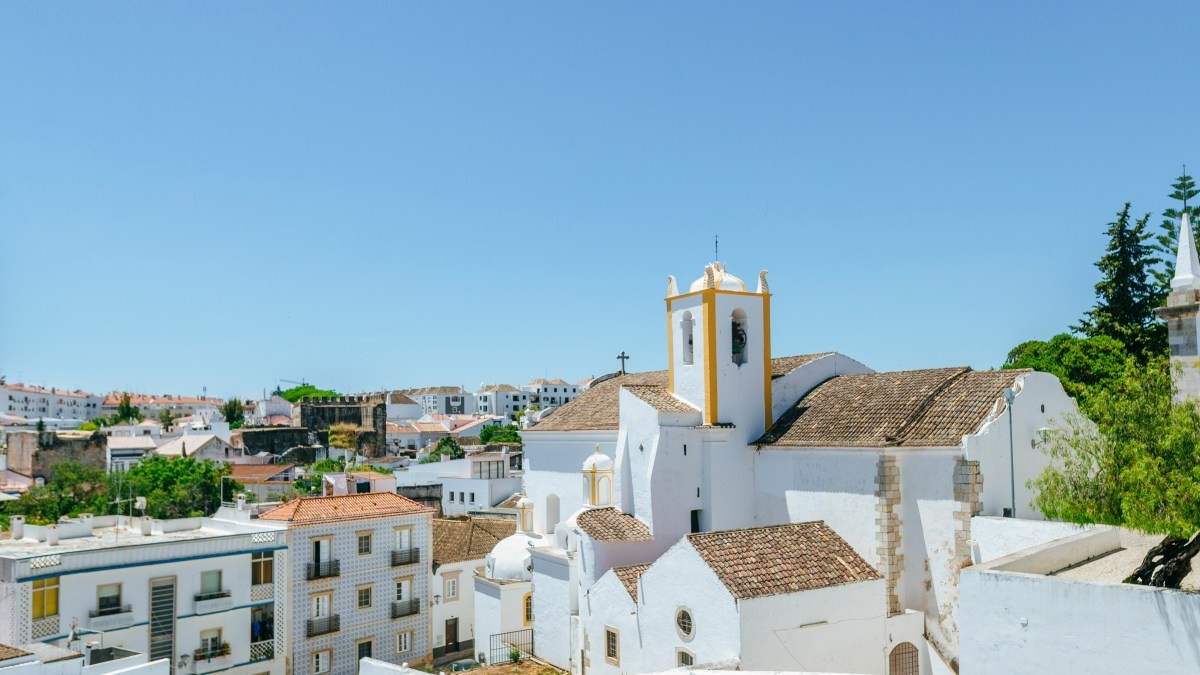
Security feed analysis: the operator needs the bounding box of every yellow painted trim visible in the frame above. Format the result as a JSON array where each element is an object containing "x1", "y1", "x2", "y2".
[
  {"x1": 669, "y1": 288, "x2": 768, "y2": 302},
  {"x1": 666, "y1": 298, "x2": 674, "y2": 393},
  {"x1": 702, "y1": 290, "x2": 718, "y2": 425},
  {"x1": 762, "y1": 294, "x2": 773, "y2": 432}
]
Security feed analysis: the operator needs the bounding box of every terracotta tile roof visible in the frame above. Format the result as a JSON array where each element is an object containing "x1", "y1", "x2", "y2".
[
  {"x1": 770, "y1": 353, "x2": 833, "y2": 379},
  {"x1": 433, "y1": 517, "x2": 517, "y2": 566},
  {"x1": 156, "y1": 434, "x2": 224, "y2": 457},
  {"x1": 414, "y1": 422, "x2": 450, "y2": 433},
  {"x1": 259, "y1": 492, "x2": 429, "y2": 523},
  {"x1": 528, "y1": 378, "x2": 570, "y2": 386},
  {"x1": 2, "y1": 384, "x2": 95, "y2": 398},
  {"x1": 623, "y1": 385, "x2": 700, "y2": 414},
  {"x1": 496, "y1": 493, "x2": 522, "y2": 509},
  {"x1": 230, "y1": 464, "x2": 294, "y2": 480},
  {"x1": 756, "y1": 367, "x2": 1030, "y2": 448},
  {"x1": 387, "y1": 422, "x2": 418, "y2": 434},
  {"x1": 612, "y1": 563, "x2": 650, "y2": 601},
  {"x1": 389, "y1": 392, "x2": 419, "y2": 405},
  {"x1": 479, "y1": 384, "x2": 519, "y2": 393},
  {"x1": 576, "y1": 507, "x2": 653, "y2": 542},
  {"x1": 103, "y1": 392, "x2": 224, "y2": 407},
  {"x1": 0, "y1": 644, "x2": 32, "y2": 661},
  {"x1": 687, "y1": 521, "x2": 880, "y2": 599}
]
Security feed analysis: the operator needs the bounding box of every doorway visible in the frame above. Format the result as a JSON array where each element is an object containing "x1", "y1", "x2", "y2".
[{"x1": 446, "y1": 618, "x2": 459, "y2": 652}]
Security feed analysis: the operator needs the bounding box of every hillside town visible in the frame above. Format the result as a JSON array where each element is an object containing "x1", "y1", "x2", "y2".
[{"x1": 6, "y1": 214, "x2": 1200, "y2": 674}]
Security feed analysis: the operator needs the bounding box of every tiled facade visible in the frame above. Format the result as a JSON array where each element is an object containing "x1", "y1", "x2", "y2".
[{"x1": 284, "y1": 512, "x2": 433, "y2": 673}]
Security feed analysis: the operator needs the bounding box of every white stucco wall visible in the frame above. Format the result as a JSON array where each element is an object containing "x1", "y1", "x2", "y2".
[
  {"x1": 432, "y1": 560, "x2": 476, "y2": 654},
  {"x1": 963, "y1": 371, "x2": 1075, "y2": 520},
  {"x1": 521, "y1": 431, "x2": 618, "y2": 534},
  {"x1": 616, "y1": 391, "x2": 702, "y2": 544},
  {"x1": 739, "y1": 580, "x2": 887, "y2": 674},
  {"x1": 753, "y1": 450, "x2": 881, "y2": 566},
  {"x1": 580, "y1": 569, "x2": 640, "y2": 675},
  {"x1": 530, "y1": 548, "x2": 575, "y2": 671},
  {"x1": 471, "y1": 577, "x2": 530, "y2": 665}
]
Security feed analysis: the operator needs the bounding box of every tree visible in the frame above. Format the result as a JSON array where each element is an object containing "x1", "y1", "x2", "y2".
[
  {"x1": 1003, "y1": 334, "x2": 1131, "y2": 414},
  {"x1": 1033, "y1": 357, "x2": 1200, "y2": 587},
  {"x1": 278, "y1": 385, "x2": 340, "y2": 403},
  {"x1": 5, "y1": 461, "x2": 112, "y2": 524},
  {"x1": 480, "y1": 424, "x2": 522, "y2": 444},
  {"x1": 35, "y1": 418, "x2": 44, "y2": 432},
  {"x1": 114, "y1": 393, "x2": 142, "y2": 424},
  {"x1": 1152, "y1": 170, "x2": 1200, "y2": 295},
  {"x1": 157, "y1": 408, "x2": 176, "y2": 432},
  {"x1": 220, "y1": 399, "x2": 245, "y2": 428},
  {"x1": 1075, "y1": 203, "x2": 1166, "y2": 360},
  {"x1": 120, "y1": 455, "x2": 235, "y2": 519},
  {"x1": 420, "y1": 437, "x2": 464, "y2": 463}
]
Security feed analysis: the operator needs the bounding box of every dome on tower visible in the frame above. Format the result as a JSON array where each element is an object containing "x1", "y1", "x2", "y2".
[
  {"x1": 688, "y1": 262, "x2": 747, "y2": 293},
  {"x1": 583, "y1": 448, "x2": 613, "y2": 472},
  {"x1": 484, "y1": 531, "x2": 542, "y2": 582}
]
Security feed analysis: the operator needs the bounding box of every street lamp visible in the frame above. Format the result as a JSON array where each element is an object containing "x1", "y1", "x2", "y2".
[{"x1": 1003, "y1": 387, "x2": 1016, "y2": 518}]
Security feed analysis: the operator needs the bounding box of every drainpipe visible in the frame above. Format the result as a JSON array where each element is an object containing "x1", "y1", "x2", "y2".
[{"x1": 1003, "y1": 387, "x2": 1016, "y2": 518}]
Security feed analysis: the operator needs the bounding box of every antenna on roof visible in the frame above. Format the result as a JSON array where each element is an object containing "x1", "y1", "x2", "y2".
[{"x1": 714, "y1": 233, "x2": 719, "y2": 262}]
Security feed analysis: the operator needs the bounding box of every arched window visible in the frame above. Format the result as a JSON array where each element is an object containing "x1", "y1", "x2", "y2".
[
  {"x1": 681, "y1": 311, "x2": 694, "y2": 365},
  {"x1": 523, "y1": 592, "x2": 534, "y2": 626},
  {"x1": 596, "y1": 476, "x2": 612, "y2": 507},
  {"x1": 888, "y1": 642, "x2": 919, "y2": 675},
  {"x1": 731, "y1": 309, "x2": 748, "y2": 366}
]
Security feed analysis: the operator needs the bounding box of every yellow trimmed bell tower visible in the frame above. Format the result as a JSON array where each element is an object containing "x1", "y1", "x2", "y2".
[
  {"x1": 665, "y1": 263, "x2": 773, "y2": 434},
  {"x1": 581, "y1": 445, "x2": 614, "y2": 507}
]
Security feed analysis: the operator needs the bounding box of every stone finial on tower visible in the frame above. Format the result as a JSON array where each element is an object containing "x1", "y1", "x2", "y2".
[
  {"x1": 756, "y1": 270, "x2": 769, "y2": 294},
  {"x1": 1174, "y1": 212, "x2": 1200, "y2": 291},
  {"x1": 666, "y1": 275, "x2": 678, "y2": 298}
]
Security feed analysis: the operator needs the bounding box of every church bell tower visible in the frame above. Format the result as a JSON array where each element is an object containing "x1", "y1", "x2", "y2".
[
  {"x1": 665, "y1": 262, "x2": 773, "y2": 435},
  {"x1": 1157, "y1": 212, "x2": 1200, "y2": 401}
]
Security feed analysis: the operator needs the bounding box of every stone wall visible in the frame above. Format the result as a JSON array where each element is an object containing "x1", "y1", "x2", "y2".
[
  {"x1": 7, "y1": 430, "x2": 107, "y2": 480},
  {"x1": 875, "y1": 454, "x2": 902, "y2": 617},
  {"x1": 234, "y1": 427, "x2": 312, "y2": 455},
  {"x1": 953, "y1": 458, "x2": 984, "y2": 567},
  {"x1": 298, "y1": 395, "x2": 387, "y2": 457}
]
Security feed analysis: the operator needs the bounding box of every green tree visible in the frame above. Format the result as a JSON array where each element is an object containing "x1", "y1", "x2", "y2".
[
  {"x1": 114, "y1": 393, "x2": 142, "y2": 424},
  {"x1": 220, "y1": 399, "x2": 245, "y2": 428},
  {"x1": 480, "y1": 424, "x2": 522, "y2": 444},
  {"x1": 35, "y1": 418, "x2": 44, "y2": 432},
  {"x1": 1033, "y1": 357, "x2": 1200, "y2": 587},
  {"x1": 1152, "y1": 170, "x2": 1200, "y2": 295},
  {"x1": 120, "y1": 455, "x2": 235, "y2": 518},
  {"x1": 5, "y1": 461, "x2": 114, "y2": 524},
  {"x1": 1003, "y1": 334, "x2": 1131, "y2": 414},
  {"x1": 157, "y1": 408, "x2": 176, "y2": 432},
  {"x1": 420, "y1": 437, "x2": 464, "y2": 463},
  {"x1": 1075, "y1": 203, "x2": 1166, "y2": 360},
  {"x1": 278, "y1": 385, "x2": 340, "y2": 403}
]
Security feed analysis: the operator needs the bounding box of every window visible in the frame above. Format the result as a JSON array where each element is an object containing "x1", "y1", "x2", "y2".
[
  {"x1": 357, "y1": 585, "x2": 373, "y2": 609},
  {"x1": 604, "y1": 627, "x2": 620, "y2": 666},
  {"x1": 200, "y1": 628, "x2": 222, "y2": 656},
  {"x1": 32, "y1": 577, "x2": 59, "y2": 619},
  {"x1": 676, "y1": 608, "x2": 695, "y2": 640},
  {"x1": 312, "y1": 649, "x2": 331, "y2": 674},
  {"x1": 252, "y1": 551, "x2": 274, "y2": 585},
  {"x1": 523, "y1": 592, "x2": 533, "y2": 626},
  {"x1": 201, "y1": 570, "x2": 223, "y2": 597},
  {"x1": 677, "y1": 650, "x2": 695, "y2": 667},
  {"x1": 889, "y1": 642, "x2": 919, "y2": 675},
  {"x1": 446, "y1": 578, "x2": 458, "y2": 599},
  {"x1": 469, "y1": 492, "x2": 475, "y2": 504},
  {"x1": 395, "y1": 527, "x2": 412, "y2": 551},
  {"x1": 395, "y1": 578, "x2": 412, "y2": 601},
  {"x1": 681, "y1": 311, "x2": 695, "y2": 365},
  {"x1": 357, "y1": 532, "x2": 373, "y2": 556},
  {"x1": 97, "y1": 583, "x2": 122, "y2": 614},
  {"x1": 312, "y1": 592, "x2": 332, "y2": 618},
  {"x1": 396, "y1": 631, "x2": 412, "y2": 653}
]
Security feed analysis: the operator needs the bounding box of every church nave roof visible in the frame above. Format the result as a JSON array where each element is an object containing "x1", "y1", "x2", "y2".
[
  {"x1": 755, "y1": 367, "x2": 1032, "y2": 448},
  {"x1": 575, "y1": 507, "x2": 653, "y2": 542}
]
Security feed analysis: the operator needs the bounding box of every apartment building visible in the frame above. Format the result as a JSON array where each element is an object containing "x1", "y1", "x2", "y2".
[
  {"x1": 0, "y1": 507, "x2": 288, "y2": 675},
  {"x1": 259, "y1": 492, "x2": 434, "y2": 673},
  {"x1": 520, "y1": 379, "x2": 579, "y2": 409},
  {"x1": 394, "y1": 388, "x2": 475, "y2": 416},
  {"x1": 0, "y1": 380, "x2": 103, "y2": 423},
  {"x1": 472, "y1": 386, "x2": 528, "y2": 418}
]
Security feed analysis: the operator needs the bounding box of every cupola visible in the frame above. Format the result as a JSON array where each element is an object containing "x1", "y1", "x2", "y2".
[{"x1": 582, "y1": 445, "x2": 614, "y2": 508}]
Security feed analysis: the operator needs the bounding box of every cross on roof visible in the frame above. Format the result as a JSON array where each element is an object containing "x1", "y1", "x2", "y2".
[{"x1": 616, "y1": 351, "x2": 630, "y2": 376}]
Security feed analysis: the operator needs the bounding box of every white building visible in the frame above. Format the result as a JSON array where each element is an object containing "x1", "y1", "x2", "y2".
[
  {"x1": 258, "y1": 492, "x2": 435, "y2": 672},
  {"x1": 472, "y1": 386, "x2": 528, "y2": 419},
  {"x1": 430, "y1": 517, "x2": 516, "y2": 661},
  {"x1": 385, "y1": 394, "x2": 424, "y2": 423},
  {"x1": 246, "y1": 395, "x2": 293, "y2": 427},
  {"x1": 515, "y1": 261, "x2": 1078, "y2": 672},
  {"x1": 0, "y1": 381, "x2": 102, "y2": 423},
  {"x1": 472, "y1": 497, "x2": 540, "y2": 666},
  {"x1": 101, "y1": 394, "x2": 223, "y2": 423},
  {"x1": 438, "y1": 453, "x2": 523, "y2": 518},
  {"x1": 395, "y1": 388, "x2": 476, "y2": 416},
  {"x1": 520, "y1": 379, "x2": 579, "y2": 409},
  {"x1": 0, "y1": 507, "x2": 288, "y2": 675},
  {"x1": 155, "y1": 434, "x2": 265, "y2": 464},
  {"x1": 105, "y1": 437, "x2": 159, "y2": 473},
  {"x1": 0, "y1": 641, "x2": 169, "y2": 675}
]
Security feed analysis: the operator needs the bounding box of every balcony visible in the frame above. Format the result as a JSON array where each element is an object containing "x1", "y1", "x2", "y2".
[
  {"x1": 194, "y1": 590, "x2": 233, "y2": 615},
  {"x1": 88, "y1": 604, "x2": 134, "y2": 630},
  {"x1": 250, "y1": 583, "x2": 274, "y2": 602},
  {"x1": 193, "y1": 644, "x2": 230, "y2": 661},
  {"x1": 392, "y1": 598, "x2": 421, "y2": 619},
  {"x1": 306, "y1": 560, "x2": 340, "y2": 580},
  {"x1": 391, "y1": 548, "x2": 420, "y2": 566},
  {"x1": 307, "y1": 614, "x2": 340, "y2": 637},
  {"x1": 31, "y1": 615, "x2": 59, "y2": 640},
  {"x1": 250, "y1": 640, "x2": 274, "y2": 662}
]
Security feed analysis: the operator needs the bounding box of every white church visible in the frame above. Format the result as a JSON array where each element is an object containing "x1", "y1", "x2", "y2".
[{"x1": 473, "y1": 262, "x2": 1078, "y2": 674}]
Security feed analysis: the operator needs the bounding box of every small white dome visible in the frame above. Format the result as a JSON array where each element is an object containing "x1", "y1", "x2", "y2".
[
  {"x1": 485, "y1": 532, "x2": 541, "y2": 582},
  {"x1": 583, "y1": 447, "x2": 613, "y2": 472},
  {"x1": 688, "y1": 262, "x2": 747, "y2": 293},
  {"x1": 516, "y1": 494, "x2": 534, "y2": 510}
]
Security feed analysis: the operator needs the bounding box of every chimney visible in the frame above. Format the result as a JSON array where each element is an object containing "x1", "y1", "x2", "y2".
[
  {"x1": 80, "y1": 513, "x2": 94, "y2": 534},
  {"x1": 236, "y1": 493, "x2": 247, "y2": 511},
  {"x1": 140, "y1": 515, "x2": 152, "y2": 536},
  {"x1": 46, "y1": 525, "x2": 59, "y2": 546},
  {"x1": 10, "y1": 515, "x2": 24, "y2": 539}
]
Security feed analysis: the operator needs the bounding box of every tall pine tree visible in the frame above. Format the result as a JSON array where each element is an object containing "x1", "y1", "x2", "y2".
[
  {"x1": 1152, "y1": 170, "x2": 1200, "y2": 296},
  {"x1": 1076, "y1": 203, "x2": 1166, "y2": 360}
]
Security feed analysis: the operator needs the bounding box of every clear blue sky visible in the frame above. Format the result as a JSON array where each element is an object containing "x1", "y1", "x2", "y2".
[{"x1": 2, "y1": 2, "x2": 1195, "y2": 400}]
